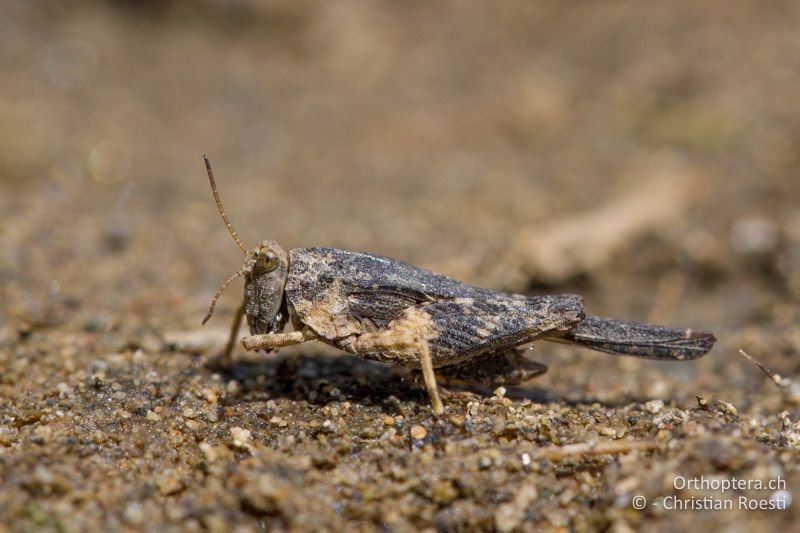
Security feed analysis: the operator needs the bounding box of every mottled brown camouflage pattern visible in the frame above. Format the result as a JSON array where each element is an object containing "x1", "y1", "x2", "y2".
[
  {"x1": 275, "y1": 247, "x2": 714, "y2": 375},
  {"x1": 555, "y1": 315, "x2": 715, "y2": 360}
]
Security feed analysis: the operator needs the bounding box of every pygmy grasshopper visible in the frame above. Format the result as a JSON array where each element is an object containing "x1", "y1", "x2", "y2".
[{"x1": 201, "y1": 156, "x2": 715, "y2": 415}]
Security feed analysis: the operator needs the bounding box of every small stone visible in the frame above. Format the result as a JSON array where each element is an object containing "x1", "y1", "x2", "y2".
[
  {"x1": 182, "y1": 407, "x2": 195, "y2": 418},
  {"x1": 155, "y1": 469, "x2": 184, "y2": 495},
  {"x1": 202, "y1": 388, "x2": 218, "y2": 404},
  {"x1": 34, "y1": 465, "x2": 54, "y2": 485},
  {"x1": 92, "y1": 430, "x2": 107, "y2": 444},
  {"x1": 495, "y1": 484, "x2": 538, "y2": 533},
  {"x1": 718, "y1": 400, "x2": 738, "y2": 415},
  {"x1": 448, "y1": 415, "x2": 465, "y2": 427},
  {"x1": 226, "y1": 380, "x2": 241, "y2": 394},
  {"x1": 0, "y1": 428, "x2": 16, "y2": 446},
  {"x1": 34, "y1": 425, "x2": 53, "y2": 443},
  {"x1": 383, "y1": 415, "x2": 395, "y2": 427},
  {"x1": 431, "y1": 480, "x2": 458, "y2": 504},
  {"x1": 124, "y1": 502, "x2": 143, "y2": 525},
  {"x1": 731, "y1": 215, "x2": 778, "y2": 255},
  {"x1": 199, "y1": 442, "x2": 220, "y2": 463},
  {"x1": 391, "y1": 466, "x2": 408, "y2": 481},
  {"x1": 230, "y1": 427, "x2": 253, "y2": 451},
  {"x1": 270, "y1": 416, "x2": 289, "y2": 428},
  {"x1": 410, "y1": 425, "x2": 427, "y2": 440},
  {"x1": 599, "y1": 426, "x2": 616, "y2": 437},
  {"x1": 146, "y1": 410, "x2": 161, "y2": 422},
  {"x1": 494, "y1": 386, "x2": 507, "y2": 399},
  {"x1": 645, "y1": 399, "x2": 664, "y2": 414}
]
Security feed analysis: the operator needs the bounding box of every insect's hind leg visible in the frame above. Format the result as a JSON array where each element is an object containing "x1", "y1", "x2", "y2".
[
  {"x1": 350, "y1": 324, "x2": 444, "y2": 416},
  {"x1": 545, "y1": 315, "x2": 716, "y2": 360},
  {"x1": 438, "y1": 348, "x2": 548, "y2": 387}
]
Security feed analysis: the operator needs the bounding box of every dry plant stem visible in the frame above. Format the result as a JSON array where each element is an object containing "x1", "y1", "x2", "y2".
[
  {"x1": 466, "y1": 156, "x2": 705, "y2": 289},
  {"x1": 738, "y1": 349, "x2": 790, "y2": 388},
  {"x1": 536, "y1": 439, "x2": 658, "y2": 461}
]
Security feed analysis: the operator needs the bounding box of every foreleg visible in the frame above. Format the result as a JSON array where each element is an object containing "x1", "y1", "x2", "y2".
[
  {"x1": 222, "y1": 303, "x2": 245, "y2": 366},
  {"x1": 353, "y1": 327, "x2": 444, "y2": 416},
  {"x1": 241, "y1": 328, "x2": 318, "y2": 351}
]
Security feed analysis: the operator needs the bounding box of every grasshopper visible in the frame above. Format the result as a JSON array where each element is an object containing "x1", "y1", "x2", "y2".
[{"x1": 201, "y1": 156, "x2": 715, "y2": 415}]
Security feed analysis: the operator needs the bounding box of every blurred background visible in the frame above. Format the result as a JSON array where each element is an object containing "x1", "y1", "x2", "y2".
[
  {"x1": 1, "y1": 1, "x2": 799, "y2": 530},
  {"x1": 3, "y1": 0, "x2": 799, "y2": 401}
]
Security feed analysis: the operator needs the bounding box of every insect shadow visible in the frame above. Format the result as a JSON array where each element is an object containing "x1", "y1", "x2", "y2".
[
  {"x1": 207, "y1": 350, "x2": 428, "y2": 407},
  {"x1": 204, "y1": 349, "x2": 629, "y2": 408}
]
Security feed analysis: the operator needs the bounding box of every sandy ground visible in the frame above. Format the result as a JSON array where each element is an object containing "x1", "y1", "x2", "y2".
[{"x1": 1, "y1": 1, "x2": 799, "y2": 531}]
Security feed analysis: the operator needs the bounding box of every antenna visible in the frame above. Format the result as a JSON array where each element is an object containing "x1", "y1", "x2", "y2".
[
  {"x1": 204, "y1": 155, "x2": 247, "y2": 254},
  {"x1": 202, "y1": 267, "x2": 246, "y2": 325}
]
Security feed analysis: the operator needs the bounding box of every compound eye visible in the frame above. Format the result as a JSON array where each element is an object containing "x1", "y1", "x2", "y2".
[{"x1": 254, "y1": 251, "x2": 279, "y2": 273}]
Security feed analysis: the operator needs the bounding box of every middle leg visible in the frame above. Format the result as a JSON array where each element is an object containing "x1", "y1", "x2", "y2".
[{"x1": 351, "y1": 326, "x2": 444, "y2": 416}]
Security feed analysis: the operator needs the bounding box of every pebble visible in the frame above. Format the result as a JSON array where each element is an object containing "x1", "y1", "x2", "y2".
[
  {"x1": 124, "y1": 502, "x2": 143, "y2": 525},
  {"x1": 202, "y1": 388, "x2": 218, "y2": 404},
  {"x1": 718, "y1": 400, "x2": 738, "y2": 415},
  {"x1": 230, "y1": 427, "x2": 253, "y2": 451},
  {"x1": 448, "y1": 415, "x2": 465, "y2": 427},
  {"x1": 199, "y1": 443, "x2": 221, "y2": 463},
  {"x1": 645, "y1": 399, "x2": 664, "y2": 414},
  {"x1": 410, "y1": 425, "x2": 427, "y2": 440},
  {"x1": 155, "y1": 470, "x2": 184, "y2": 495},
  {"x1": 270, "y1": 417, "x2": 289, "y2": 428},
  {"x1": 34, "y1": 425, "x2": 53, "y2": 443}
]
